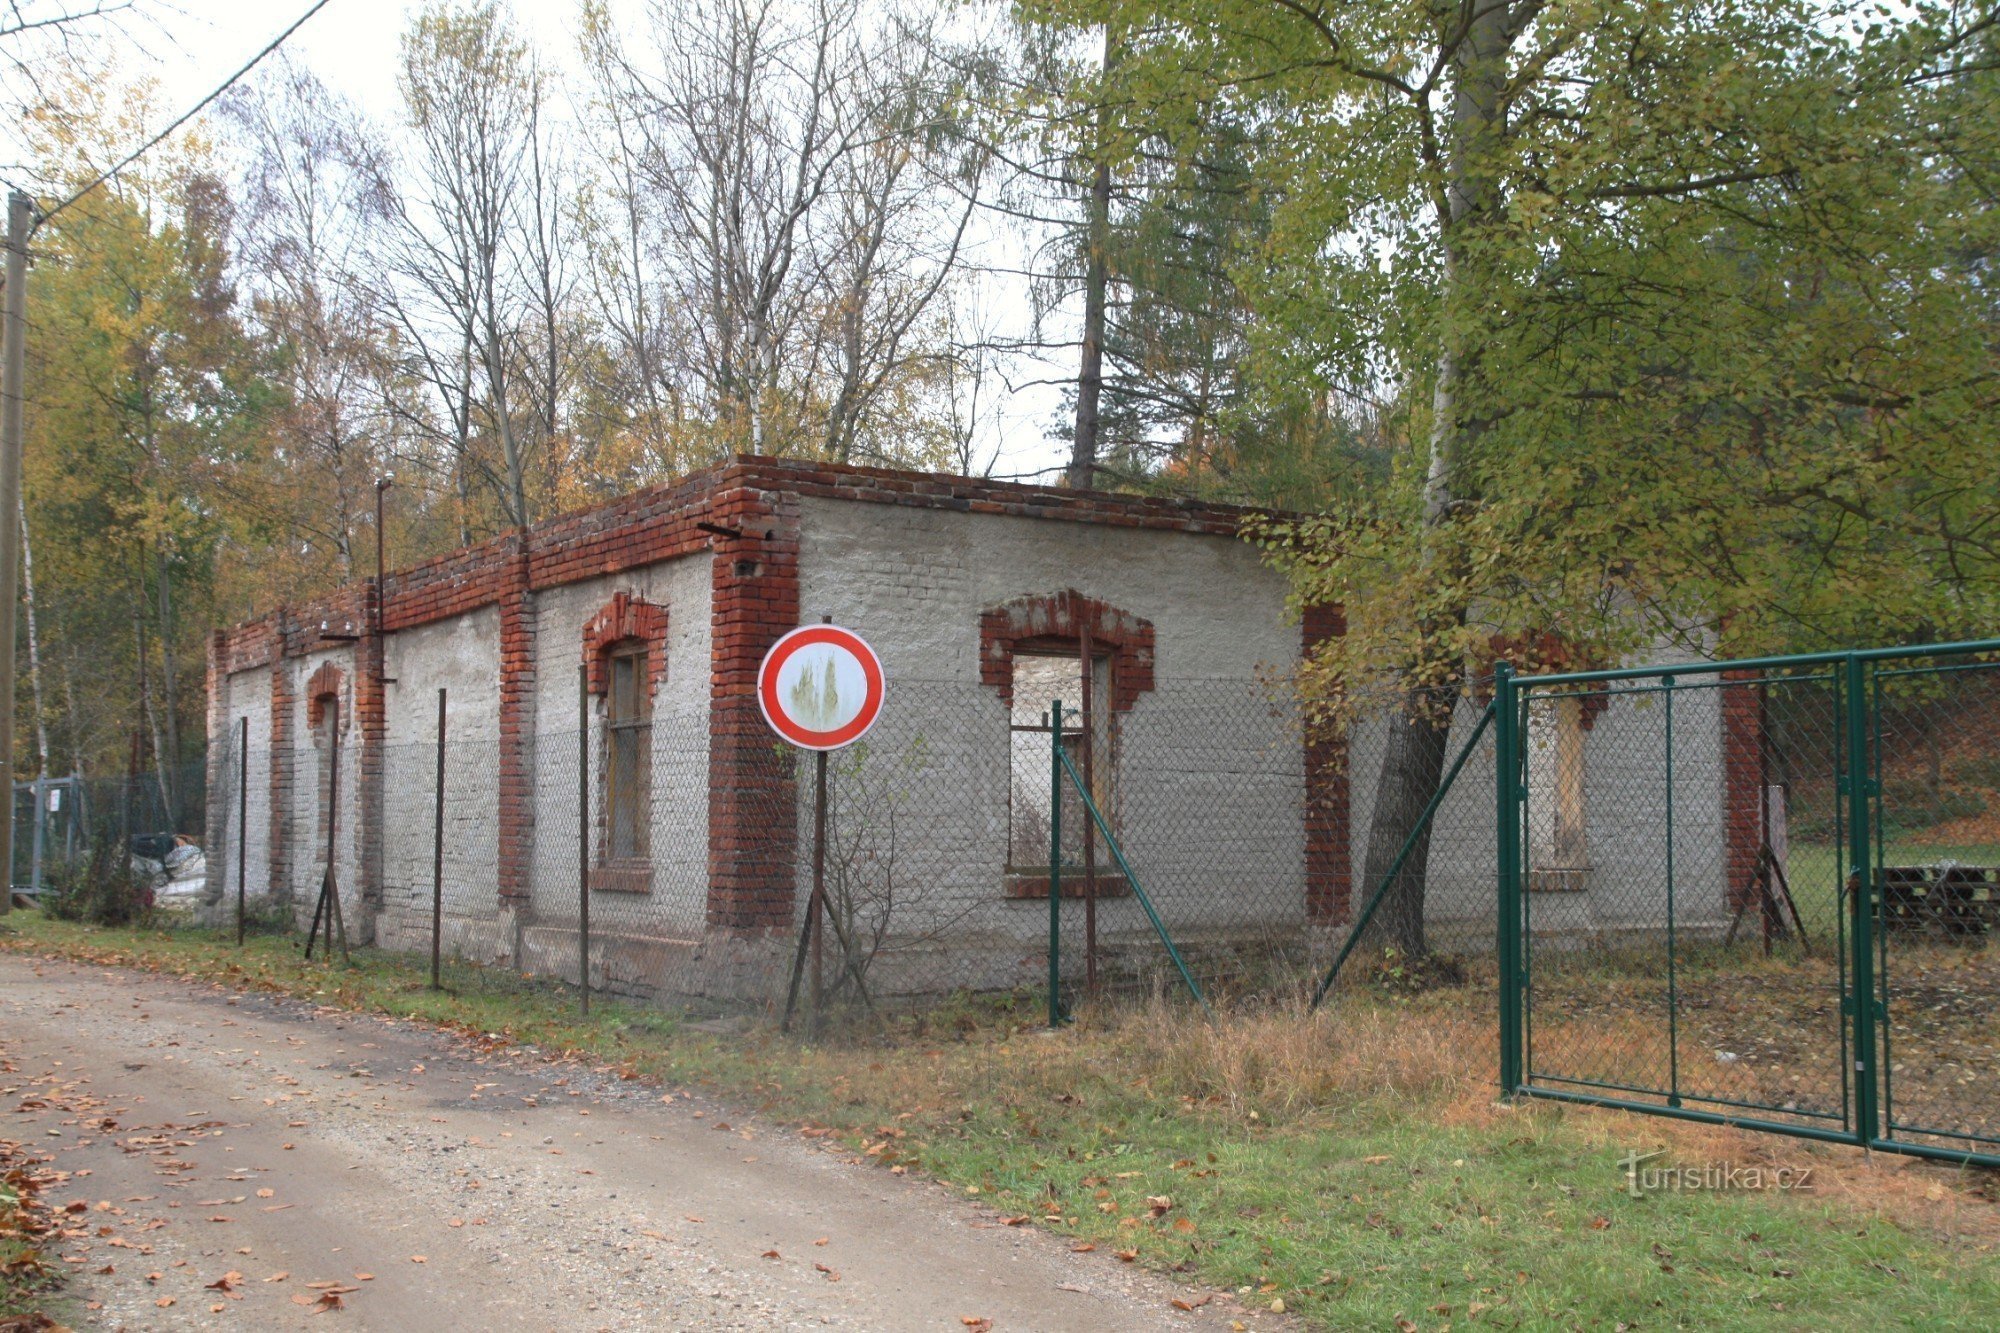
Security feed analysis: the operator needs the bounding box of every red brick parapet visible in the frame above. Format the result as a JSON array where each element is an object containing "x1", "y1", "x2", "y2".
[{"x1": 215, "y1": 457, "x2": 1278, "y2": 675}]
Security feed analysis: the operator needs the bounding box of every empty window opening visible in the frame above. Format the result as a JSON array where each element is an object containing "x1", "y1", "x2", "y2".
[
  {"x1": 1527, "y1": 693, "x2": 1589, "y2": 891},
  {"x1": 1008, "y1": 651, "x2": 1115, "y2": 873},
  {"x1": 603, "y1": 641, "x2": 652, "y2": 864}
]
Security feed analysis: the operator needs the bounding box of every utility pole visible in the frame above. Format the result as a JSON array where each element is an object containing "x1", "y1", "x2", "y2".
[{"x1": 0, "y1": 191, "x2": 31, "y2": 914}]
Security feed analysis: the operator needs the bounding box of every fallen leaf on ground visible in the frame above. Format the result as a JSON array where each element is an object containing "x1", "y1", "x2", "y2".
[
  {"x1": 960, "y1": 1319, "x2": 992, "y2": 1332},
  {"x1": 814, "y1": 1262, "x2": 841, "y2": 1281},
  {"x1": 409, "y1": 1255, "x2": 426, "y2": 1264},
  {"x1": 263, "y1": 1272, "x2": 289, "y2": 1283},
  {"x1": 1172, "y1": 1294, "x2": 1213, "y2": 1311},
  {"x1": 761, "y1": 1249, "x2": 780, "y2": 1260}
]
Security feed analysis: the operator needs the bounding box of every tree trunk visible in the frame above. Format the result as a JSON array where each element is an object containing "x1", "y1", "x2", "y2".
[
  {"x1": 1357, "y1": 694, "x2": 1456, "y2": 957},
  {"x1": 131, "y1": 570, "x2": 171, "y2": 830},
  {"x1": 1069, "y1": 27, "x2": 1114, "y2": 489},
  {"x1": 1352, "y1": 5, "x2": 1513, "y2": 961},
  {"x1": 154, "y1": 542, "x2": 182, "y2": 819}
]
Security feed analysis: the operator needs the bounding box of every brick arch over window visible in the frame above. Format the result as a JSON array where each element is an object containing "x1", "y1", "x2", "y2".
[
  {"x1": 306, "y1": 662, "x2": 346, "y2": 729},
  {"x1": 1476, "y1": 631, "x2": 1610, "y2": 728},
  {"x1": 979, "y1": 590, "x2": 1154, "y2": 711},
  {"x1": 582, "y1": 593, "x2": 670, "y2": 697}
]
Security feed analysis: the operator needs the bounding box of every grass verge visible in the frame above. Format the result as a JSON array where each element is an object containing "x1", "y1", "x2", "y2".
[{"x1": 4, "y1": 910, "x2": 1998, "y2": 1330}]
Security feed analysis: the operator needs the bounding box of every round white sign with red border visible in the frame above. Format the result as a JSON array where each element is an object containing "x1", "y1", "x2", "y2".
[{"x1": 757, "y1": 624, "x2": 885, "y2": 751}]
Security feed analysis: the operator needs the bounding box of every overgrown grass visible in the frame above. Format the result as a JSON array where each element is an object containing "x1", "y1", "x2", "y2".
[{"x1": 4, "y1": 910, "x2": 1998, "y2": 1329}]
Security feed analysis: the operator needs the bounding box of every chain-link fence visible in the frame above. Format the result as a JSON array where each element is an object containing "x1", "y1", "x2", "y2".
[
  {"x1": 13, "y1": 757, "x2": 209, "y2": 919},
  {"x1": 1504, "y1": 644, "x2": 2000, "y2": 1168},
  {"x1": 179, "y1": 673, "x2": 1525, "y2": 1026}
]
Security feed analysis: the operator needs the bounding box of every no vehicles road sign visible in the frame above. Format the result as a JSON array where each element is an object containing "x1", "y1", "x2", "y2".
[{"x1": 757, "y1": 624, "x2": 885, "y2": 751}]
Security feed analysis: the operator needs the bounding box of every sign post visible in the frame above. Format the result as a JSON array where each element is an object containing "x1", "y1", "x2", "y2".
[{"x1": 759, "y1": 622, "x2": 885, "y2": 1032}]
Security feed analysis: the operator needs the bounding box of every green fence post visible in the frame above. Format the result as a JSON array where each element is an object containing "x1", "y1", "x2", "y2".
[
  {"x1": 1495, "y1": 664, "x2": 1522, "y2": 1096},
  {"x1": 1845, "y1": 653, "x2": 1878, "y2": 1146},
  {"x1": 1049, "y1": 699, "x2": 1063, "y2": 1029},
  {"x1": 1664, "y1": 676, "x2": 1680, "y2": 1108}
]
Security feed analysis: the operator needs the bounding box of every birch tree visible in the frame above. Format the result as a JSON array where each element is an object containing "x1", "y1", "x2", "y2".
[{"x1": 581, "y1": 0, "x2": 981, "y2": 466}]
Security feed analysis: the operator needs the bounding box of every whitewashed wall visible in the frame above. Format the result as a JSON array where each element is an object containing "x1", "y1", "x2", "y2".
[
  {"x1": 793, "y1": 500, "x2": 1307, "y2": 977},
  {"x1": 376, "y1": 608, "x2": 503, "y2": 953},
  {"x1": 519, "y1": 557, "x2": 713, "y2": 937},
  {"x1": 217, "y1": 666, "x2": 275, "y2": 903}
]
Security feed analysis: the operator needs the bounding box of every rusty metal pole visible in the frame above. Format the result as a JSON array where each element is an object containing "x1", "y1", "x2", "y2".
[
  {"x1": 1079, "y1": 625, "x2": 1097, "y2": 995},
  {"x1": 810, "y1": 748, "x2": 828, "y2": 1028},
  {"x1": 431, "y1": 687, "x2": 445, "y2": 990},
  {"x1": 579, "y1": 663, "x2": 590, "y2": 1015},
  {"x1": 808, "y1": 614, "x2": 831, "y2": 1028}
]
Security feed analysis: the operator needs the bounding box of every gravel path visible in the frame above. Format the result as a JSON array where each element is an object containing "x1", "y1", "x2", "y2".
[{"x1": 1, "y1": 950, "x2": 1284, "y2": 1331}]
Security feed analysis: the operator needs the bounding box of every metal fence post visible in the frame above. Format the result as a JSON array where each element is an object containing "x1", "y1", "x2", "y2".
[
  {"x1": 1664, "y1": 676, "x2": 1681, "y2": 1108},
  {"x1": 236, "y1": 716, "x2": 248, "y2": 946},
  {"x1": 1494, "y1": 664, "x2": 1523, "y2": 1096},
  {"x1": 431, "y1": 687, "x2": 445, "y2": 991},
  {"x1": 1048, "y1": 698, "x2": 1063, "y2": 1028},
  {"x1": 579, "y1": 663, "x2": 591, "y2": 1017},
  {"x1": 1845, "y1": 652, "x2": 1877, "y2": 1145},
  {"x1": 29, "y1": 772, "x2": 45, "y2": 897}
]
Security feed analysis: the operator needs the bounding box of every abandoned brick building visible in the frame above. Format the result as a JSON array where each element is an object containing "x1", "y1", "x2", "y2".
[{"x1": 204, "y1": 456, "x2": 1757, "y2": 998}]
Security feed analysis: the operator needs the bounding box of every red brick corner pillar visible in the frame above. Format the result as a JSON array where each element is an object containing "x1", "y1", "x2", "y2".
[
  {"x1": 1302, "y1": 604, "x2": 1351, "y2": 924},
  {"x1": 1721, "y1": 667, "x2": 1764, "y2": 911},
  {"x1": 497, "y1": 542, "x2": 538, "y2": 918},
  {"x1": 354, "y1": 581, "x2": 387, "y2": 943},
  {"x1": 267, "y1": 614, "x2": 297, "y2": 905},
  {"x1": 705, "y1": 489, "x2": 800, "y2": 932}
]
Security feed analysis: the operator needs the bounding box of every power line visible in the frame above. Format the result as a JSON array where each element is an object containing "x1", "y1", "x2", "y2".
[{"x1": 32, "y1": 0, "x2": 337, "y2": 230}]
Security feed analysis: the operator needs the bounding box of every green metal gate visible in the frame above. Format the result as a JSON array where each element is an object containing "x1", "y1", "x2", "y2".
[{"x1": 1497, "y1": 641, "x2": 2000, "y2": 1167}]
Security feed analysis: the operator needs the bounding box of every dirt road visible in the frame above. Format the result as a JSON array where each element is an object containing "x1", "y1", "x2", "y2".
[{"x1": 1, "y1": 951, "x2": 1277, "y2": 1331}]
